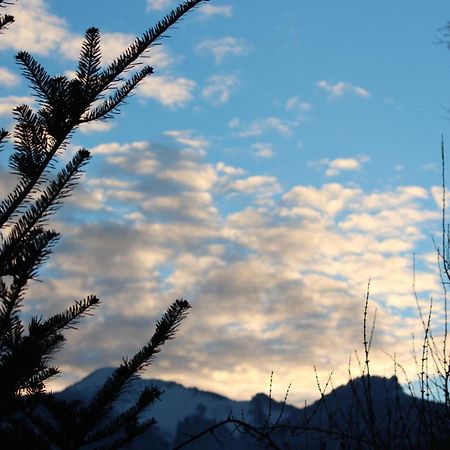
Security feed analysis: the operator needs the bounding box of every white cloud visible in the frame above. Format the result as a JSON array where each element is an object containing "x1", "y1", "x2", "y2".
[
  {"x1": 159, "y1": 160, "x2": 218, "y2": 191},
  {"x1": 0, "y1": 95, "x2": 35, "y2": 116},
  {"x1": 79, "y1": 121, "x2": 116, "y2": 134},
  {"x1": 198, "y1": 4, "x2": 233, "y2": 19},
  {"x1": 2, "y1": 1, "x2": 174, "y2": 67},
  {"x1": 143, "y1": 191, "x2": 218, "y2": 222},
  {"x1": 285, "y1": 96, "x2": 312, "y2": 112},
  {"x1": 282, "y1": 183, "x2": 362, "y2": 218},
  {"x1": 165, "y1": 130, "x2": 209, "y2": 152},
  {"x1": 137, "y1": 75, "x2": 196, "y2": 107},
  {"x1": 311, "y1": 156, "x2": 369, "y2": 177},
  {"x1": 146, "y1": 0, "x2": 173, "y2": 11},
  {"x1": 216, "y1": 161, "x2": 245, "y2": 176},
  {"x1": 196, "y1": 36, "x2": 250, "y2": 63},
  {"x1": 33, "y1": 138, "x2": 442, "y2": 404},
  {"x1": 202, "y1": 74, "x2": 238, "y2": 105},
  {"x1": 325, "y1": 158, "x2": 363, "y2": 177},
  {"x1": 317, "y1": 80, "x2": 371, "y2": 99},
  {"x1": 227, "y1": 175, "x2": 282, "y2": 204},
  {"x1": 0, "y1": 67, "x2": 20, "y2": 87},
  {"x1": 0, "y1": 0, "x2": 68, "y2": 55},
  {"x1": 90, "y1": 141, "x2": 149, "y2": 155}
]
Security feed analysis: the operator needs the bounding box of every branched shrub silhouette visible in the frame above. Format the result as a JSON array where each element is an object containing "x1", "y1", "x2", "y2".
[{"x1": 0, "y1": 1, "x2": 208, "y2": 448}]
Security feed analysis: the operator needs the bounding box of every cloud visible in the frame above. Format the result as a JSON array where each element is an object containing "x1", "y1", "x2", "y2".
[
  {"x1": 0, "y1": 95, "x2": 35, "y2": 116},
  {"x1": 0, "y1": 0, "x2": 68, "y2": 55},
  {"x1": 1, "y1": 0, "x2": 174, "y2": 68},
  {"x1": 19, "y1": 135, "x2": 442, "y2": 405},
  {"x1": 251, "y1": 142, "x2": 275, "y2": 158},
  {"x1": 3, "y1": 0, "x2": 440, "y2": 408},
  {"x1": 137, "y1": 75, "x2": 196, "y2": 107},
  {"x1": 317, "y1": 80, "x2": 371, "y2": 99},
  {"x1": 90, "y1": 141, "x2": 149, "y2": 155},
  {"x1": 164, "y1": 130, "x2": 209, "y2": 153},
  {"x1": 235, "y1": 117, "x2": 294, "y2": 138},
  {"x1": 146, "y1": 0, "x2": 173, "y2": 11},
  {"x1": 197, "y1": 4, "x2": 233, "y2": 19},
  {"x1": 202, "y1": 74, "x2": 239, "y2": 105},
  {"x1": 285, "y1": 96, "x2": 312, "y2": 112},
  {"x1": 223, "y1": 175, "x2": 282, "y2": 207},
  {"x1": 228, "y1": 175, "x2": 282, "y2": 196},
  {"x1": 196, "y1": 36, "x2": 250, "y2": 63},
  {"x1": 0, "y1": 67, "x2": 20, "y2": 87},
  {"x1": 311, "y1": 156, "x2": 370, "y2": 177},
  {"x1": 79, "y1": 121, "x2": 116, "y2": 134},
  {"x1": 216, "y1": 161, "x2": 246, "y2": 176}
]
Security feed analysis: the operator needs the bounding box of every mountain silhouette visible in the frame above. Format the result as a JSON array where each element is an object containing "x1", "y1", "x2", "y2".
[{"x1": 57, "y1": 368, "x2": 450, "y2": 449}]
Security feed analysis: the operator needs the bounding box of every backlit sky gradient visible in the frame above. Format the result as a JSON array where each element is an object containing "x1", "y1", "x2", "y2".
[{"x1": 1, "y1": 0, "x2": 450, "y2": 405}]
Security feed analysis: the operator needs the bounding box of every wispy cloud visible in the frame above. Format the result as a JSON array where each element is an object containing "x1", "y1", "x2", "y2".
[
  {"x1": 79, "y1": 121, "x2": 116, "y2": 134},
  {"x1": 317, "y1": 80, "x2": 371, "y2": 99},
  {"x1": 146, "y1": 0, "x2": 173, "y2": 11},
  {"x1": 0, "y1": 95, "x2": 35, "y2": 116},
  {"x1": 197, "y1": 4, "x2": 233, "y2": 19},
  {"x1": 0, "y1": 67, "x2": 20, "y2": 87},
  {"x1": 164, "y1": 130, "x2": 209, "y2": 153},
  {"x1": 196, "y1": 36, "x2": 251, "y2": 63},
  {"x1": 285, "y1": 96, "x2": 312, "y2": 112},
  {"x1": 232, "y1": 117, "x2": 295, "y2": 138},
  {"x1": 252, "y1": 142, "x2": 275, "y2": 158},
  {"x1": 202, "y1": 74, "x2": 239, "y2": 105}
]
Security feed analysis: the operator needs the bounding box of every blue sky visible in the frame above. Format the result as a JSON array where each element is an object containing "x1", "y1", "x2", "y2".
[{"x1": 1, "y1": 0, "x2": 450, "y2": 405}]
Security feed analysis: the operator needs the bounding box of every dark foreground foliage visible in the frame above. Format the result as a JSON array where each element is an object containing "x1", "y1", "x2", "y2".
[{"x1": 0, "y1": 1, "x2": 207, "y2": 448}]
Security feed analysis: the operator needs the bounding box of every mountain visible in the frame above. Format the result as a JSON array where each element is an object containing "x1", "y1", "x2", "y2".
[{"x1": 56, "y1": 368, "x2": 450, "y2": 449}]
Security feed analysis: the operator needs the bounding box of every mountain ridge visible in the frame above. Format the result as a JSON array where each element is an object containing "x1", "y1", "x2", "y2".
[{"x1": 56, "y1": 368, "x2": 448, "y2": 449}]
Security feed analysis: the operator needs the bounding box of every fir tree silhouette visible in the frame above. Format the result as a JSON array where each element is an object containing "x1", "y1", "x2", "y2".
[{"x1": 0, "y1": 1, "x2": 207, "y2": 448}]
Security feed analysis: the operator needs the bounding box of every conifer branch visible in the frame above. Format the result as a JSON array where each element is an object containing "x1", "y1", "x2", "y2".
[
  {"x1": 76, "y1": 27, "x2": 102, "y2": 98},
  {"x1": 29, "y1": 295, "x2": 100, "y2": 339},
  {"x1": 0, "y1": 228, "x2": 59, "y2": 279},
  {"x1": 85, "y1": 299, "x2": 190, "y2": 426},
  {"x1": 81, "y1": 66, "x2": 154, "y2": 122},
  {"x1": 84, "y1": 386, "x2": 160, "y2": 445},
  {"x1": 0, "y1": 1, "x2": 208, "y2": 230},
  {"x1": 15, "y1": 52, "x2": 55, "y2": 107},
  {"x1": 0, "y1": 178, "x2": 31, "y2": 225},
  {"x1": 0, "y1": 128, "x2": 8, "y2": 150},
  {"x1": 0, "y1": 0, "x2": 14, "y2": 32},
  {"x1": 0, "y1": 331, "x2": 64, "y2": 404},
  {"x1": 0, "y1": 230, "x2": 58, "y2": 353},
  {"x1": 24, "y1": 366, "x2": 60, "y2": 395},
  {"x1": 0, "y1": 14, "x2": 13, "y2": 31},
  {"x1": 0, "y1": 136, "x2": 68, "y2": 228},
  {"x1": 10, "y1": 105, "x2": 50, "y2": 180},
  {"x1": 0, "y1": 149, "x2": 90, "y2": 274},
  {"x1": 0, "y1": 3, "x2": 201, "y2": 447},
  {"x1": 92, "y1": 419, "x2": 158, "y2": 450}
]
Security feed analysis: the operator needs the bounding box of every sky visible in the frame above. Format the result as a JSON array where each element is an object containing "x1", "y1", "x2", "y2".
[{"x1": 1, "y1": 0, "x2": 450, "y2": 406}]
